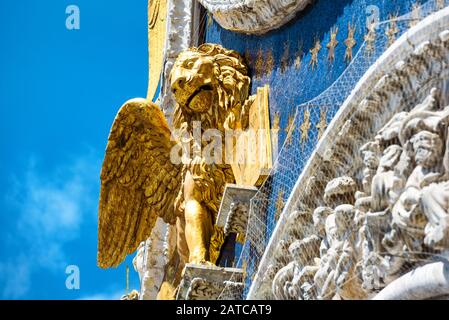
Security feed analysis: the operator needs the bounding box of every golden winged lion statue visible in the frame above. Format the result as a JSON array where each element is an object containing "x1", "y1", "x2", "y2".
[{"x1": 98, "y1": 44, "x2": 256, "y2": 271}]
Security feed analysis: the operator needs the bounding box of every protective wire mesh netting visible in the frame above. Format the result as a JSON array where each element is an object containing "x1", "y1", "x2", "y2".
[{"x1": 216, "y1": 0, "x2": 449, "y2": 300}]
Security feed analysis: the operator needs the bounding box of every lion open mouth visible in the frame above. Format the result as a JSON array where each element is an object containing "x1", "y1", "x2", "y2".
[{"x1": 185, "y1": 84, "x2": 213, "y2": 111}]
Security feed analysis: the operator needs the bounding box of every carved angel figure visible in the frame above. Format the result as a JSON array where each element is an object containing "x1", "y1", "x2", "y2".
[{"x1": 97, "y1": 44, "x2": 254, "y2": 271}]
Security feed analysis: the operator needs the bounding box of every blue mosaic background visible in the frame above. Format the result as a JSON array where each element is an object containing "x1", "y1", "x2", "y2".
[
  {"x1": 205, "y1": 0, "x2": 420, "y2": 137},
  {"x1": 203, "y1": 0, "x2": 447, "y2": 297}
]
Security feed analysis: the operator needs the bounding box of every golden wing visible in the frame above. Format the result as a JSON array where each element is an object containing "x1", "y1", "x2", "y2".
[{"x1": 98, "y1": 98, "x2": 181, "y2": 268}]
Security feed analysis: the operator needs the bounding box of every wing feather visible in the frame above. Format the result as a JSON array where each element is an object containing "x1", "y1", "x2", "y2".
[{"x1": 98, "y1": 98, "x2": 181, "y2": 268}]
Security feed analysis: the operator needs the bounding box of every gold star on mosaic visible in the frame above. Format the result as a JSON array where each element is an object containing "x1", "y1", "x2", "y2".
[
  {"x1": 299, "y1": 108, "x2": 311, "y2": 149},
  {"x1": 437, "y1": 0, "x2": 445, "y2": 10},
  {"x1": 344, "y1": 23, "x2": 357, "y2": 62},
  {"x1": 385, "y1": 14, "x2": 399, "y2": 47},
  {"x1": 285, "y1": 113, "x2": 295, "y2": 145},
  {"x1": 309, "y1": 40, "x2": 322, "y2": 70},
  {"x1": 295, "y1": 53, "x2": 302, "y2": 69},
  {"x1": 244, "y1": 49, "x2": 252, "y2": 66},
  {"x1": 316, "y1": 108, "x2": 328, "y2": 141},
  {"x1": 327, "y1": 27, "x2": 339, "y2": 63},
  {"x1": 274, "y1": 190, "x2": 285, "y2": 222},
  {"x1": 295, "y1": 41, "x2": 304, "y2": 70},
  {"x1": 255, "y1": 47, "x2": 264, "y2": 79},
  {"x1": 281, "y1": 41, "x2": 290, "y2": 73},
  {"x1": 409, "y1": 2, "x2": 421, "y2": 28},
  {"x1": 364, "y1": 21, "x2": 377, "y2": 56},
  {"x1": 266, "y1": 49, "x2": 275, "y2": 77}
]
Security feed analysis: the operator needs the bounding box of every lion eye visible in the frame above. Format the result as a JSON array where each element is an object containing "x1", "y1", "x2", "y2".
[{"x1": 185, "y1": 61, "x2": 194, "y2": 69}]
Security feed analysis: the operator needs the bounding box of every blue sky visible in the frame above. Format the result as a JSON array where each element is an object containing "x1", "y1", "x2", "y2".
[{"x1": 0, "y1": 1, "x2": 148, "y2": 299}]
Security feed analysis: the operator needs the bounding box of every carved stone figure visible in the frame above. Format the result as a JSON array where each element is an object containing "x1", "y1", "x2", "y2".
[
  {"x1": 312, "y1": 207, "x2": 333, "y2": 257},
  {"x1": 364, "y1": 144, "x2": 404, "y2": 258},
  {"x1": 272, "y1": 235, "x2": 321, "y2": 300},
  {"x1": 355, "y1": 141, "x2": 381, "y2": 215},
  {"x1": 313, "y1": 212, "x2": 338, "y2": 299},
  {"x1": 324, "y1": 176, "x2": 357, "y2": 205},
  {"x1": 312, "y1": 177, "x2": 366, "y2": 300},
  {"x1": 359, "y1": 141, "x2": 380, "y2": 196},
  {"x1": 288, "y1": 235, "x2": 321, "y2": 300},
  {"x1": 97, "y1": 44, "x2": 258, "y2": 296},
  {"x1": 420, "y1": 179, "x2": 449, "y2": 248},
  {"x1": 314, "y1": 204, "x2": 365, "y2": 300},
  {"x1": 354, "y1": 107, "x2": 409, "y2": 291},
  {"x1": 392, "y1": 94, "x2": 449, "y2": 249},
  {"x1": 370, "y1": 145, "x2": 404, "y2": 212},
  {"x1": 361, "y1": 251, "x2": 390, "y2": 291}
]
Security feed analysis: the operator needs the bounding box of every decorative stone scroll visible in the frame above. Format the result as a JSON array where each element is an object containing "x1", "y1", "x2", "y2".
[
  {"x1": 216, "y1": 184, "x2": 258, "y2": 236},
  {"x1": 248, "y1": 7, "x2": 449, "y2": 300},
  {"x1": 198, "y1": 0, "x2": 313, "y2": 35},
  {"x1": 177, "y1": 264, "x2": 244, "y2": 300}
]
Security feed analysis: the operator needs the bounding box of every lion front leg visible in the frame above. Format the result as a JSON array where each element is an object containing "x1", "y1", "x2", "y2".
[{"x1": 184, "y1": 199, "x2": 214, "y2": 265}]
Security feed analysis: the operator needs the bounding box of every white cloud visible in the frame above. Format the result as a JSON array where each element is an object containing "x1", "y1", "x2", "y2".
[
  {"x1": 0, "y1": 150, "x2": 101, "y2": 299},
  {"x1": 0, "y1": 255, "x2": 31, "y2": 299}
]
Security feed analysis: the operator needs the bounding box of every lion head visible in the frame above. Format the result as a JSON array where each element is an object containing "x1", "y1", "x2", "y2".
[{"x1": 170, "y1": 43, "x2": 251, "y2": 131}]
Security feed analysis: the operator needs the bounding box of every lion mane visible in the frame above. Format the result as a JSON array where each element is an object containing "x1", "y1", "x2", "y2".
[{"x1": 172, "y1": 43, "x2": 251, "y2": 132}]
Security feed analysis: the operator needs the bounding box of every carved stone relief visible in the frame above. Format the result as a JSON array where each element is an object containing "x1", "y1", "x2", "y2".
[
  {"x1": 272, "y1": 81, "x2": 449, "y2": 300},
  {"x1": 198, "y1": 0, "x2": 313, "y2": 35},
  {"x1": 248, "y1": 8, "x2": 449, "y2": 300},
  {"x1": 177, "y1": 264, "x2": 244, "y2": 300}
]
